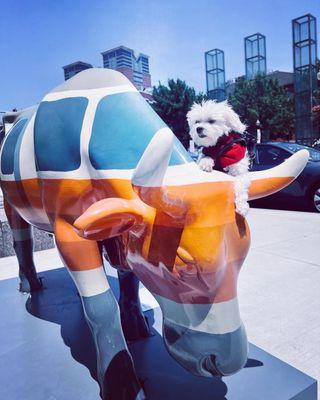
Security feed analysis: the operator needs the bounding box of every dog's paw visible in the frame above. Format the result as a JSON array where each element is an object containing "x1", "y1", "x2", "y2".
[{"x1": 199, "y1": 157, "x2": 214, "y2": 172}]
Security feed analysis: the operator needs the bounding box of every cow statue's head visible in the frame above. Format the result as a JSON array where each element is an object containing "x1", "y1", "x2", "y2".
[{"x1": 74, "y1": 129, "x2": 308, "y2": 377}]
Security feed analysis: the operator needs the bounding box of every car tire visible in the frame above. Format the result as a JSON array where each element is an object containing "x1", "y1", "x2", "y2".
[{"x1": 309, "y1": 184, "x2": 320, "y2": 212}]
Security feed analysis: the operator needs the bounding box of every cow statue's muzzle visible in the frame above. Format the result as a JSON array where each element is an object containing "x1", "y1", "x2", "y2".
[{"x1": 162, "y1": 319, "x2": 248, "y2": 377}]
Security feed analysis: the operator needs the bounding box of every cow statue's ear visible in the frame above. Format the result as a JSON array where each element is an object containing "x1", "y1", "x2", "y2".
[{"x1": 73, "y1": 198, "x2": 147, "y2": 241}]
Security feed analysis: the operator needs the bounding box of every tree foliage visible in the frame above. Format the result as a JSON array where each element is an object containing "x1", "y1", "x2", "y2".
[
  {"x1": 151, "y1": 79, "x2": 206, "y2": 148},
  {"x1": 228, "y1": 74, "x2": 295, "y2": 140}
]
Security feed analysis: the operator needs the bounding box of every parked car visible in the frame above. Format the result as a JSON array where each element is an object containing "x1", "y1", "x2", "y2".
[{"x1": 250, "y1": 142, "x2": 320, "y2": 212}]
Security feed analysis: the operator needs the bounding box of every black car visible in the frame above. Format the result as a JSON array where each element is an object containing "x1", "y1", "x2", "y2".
[{"x1": 250, "y1": 142, "x2": 320, "y2": 212}]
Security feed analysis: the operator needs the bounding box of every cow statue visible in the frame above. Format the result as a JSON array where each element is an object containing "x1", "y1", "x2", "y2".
[{"x1": 0, "y1": 69, "x2": 308, "y2": 400}]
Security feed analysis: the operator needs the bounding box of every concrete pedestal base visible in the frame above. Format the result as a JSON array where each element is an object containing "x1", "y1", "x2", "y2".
[{"x1": 0, "y1": 268, "x2": 317, "y2": 399}]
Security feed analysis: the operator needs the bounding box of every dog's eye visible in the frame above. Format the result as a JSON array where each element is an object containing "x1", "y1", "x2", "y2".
[
  {"x1": 195, "y1": 120, "x2": 200, "y2": 124},
  {"x1": 208, "y1": 119, "x2": 216, "y2": 124}
]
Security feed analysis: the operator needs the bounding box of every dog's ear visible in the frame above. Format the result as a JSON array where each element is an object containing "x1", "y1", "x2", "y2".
[
  {"x1": 223, "y1": 103, "x2": 246, "y2": 134},
  {"x1": 186, "y1": 102, "x2": 200, "y2": 126}
]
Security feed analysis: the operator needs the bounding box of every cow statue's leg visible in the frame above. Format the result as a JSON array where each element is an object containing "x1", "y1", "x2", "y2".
[
  {"x1": 4, "y1": 200, "x2": 42, "y2": 293},
  {"x1": 102, "y1": 237, "x2": 151, "y2": 342},
  {"x1": 117, "y1": 269, "x2": 151, "y2": 342},
  {"x1": 54, "y1": 219, "x2": 145, "y2": 400}
]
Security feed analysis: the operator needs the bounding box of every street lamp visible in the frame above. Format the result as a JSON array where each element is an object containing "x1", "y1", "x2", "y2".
[{"x1": 256, "y1": 119, "x2": 261, "y2": 143}]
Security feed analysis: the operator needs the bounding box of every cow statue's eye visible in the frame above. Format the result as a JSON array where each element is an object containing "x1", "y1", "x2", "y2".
[{"x1": 208, "y1": 119, "x2": 216, "y2": 124}]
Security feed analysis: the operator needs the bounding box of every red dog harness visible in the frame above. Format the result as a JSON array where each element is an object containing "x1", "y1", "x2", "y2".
[{"x1": 202, "y1": 132, "x2": 246, "y2": 170}]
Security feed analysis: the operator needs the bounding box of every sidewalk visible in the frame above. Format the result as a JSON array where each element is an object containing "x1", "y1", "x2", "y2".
[
  {"x1": 239, "y1": 208, "x2": 320, "y2": 389},
  {"x1": 0, "y1": 208, "x2": 319, "y2": 390}
]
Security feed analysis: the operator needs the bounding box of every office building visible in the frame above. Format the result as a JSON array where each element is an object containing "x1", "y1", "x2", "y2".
[
  {"x1": 101, "y1": 46, "x2": 151, "y2": 92},
  {"x1": 62, "y1": 61, "x2": 93, "y2": 81}
]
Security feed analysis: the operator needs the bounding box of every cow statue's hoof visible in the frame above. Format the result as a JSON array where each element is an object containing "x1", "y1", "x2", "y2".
[
  {"x1": 120, "y1": 305, "x2": 152, "y2": 342},
  {"x1": 19, "y1": 276, "x2": 43, "y2": 294},
  {"x1": 101, "y1": 350, "x2": 146, "y2": 400}
]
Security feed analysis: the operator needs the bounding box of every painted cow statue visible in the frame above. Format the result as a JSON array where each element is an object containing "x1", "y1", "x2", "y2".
[{"x1": 0, "y1": 69, "x2": 308, "y2": 400}]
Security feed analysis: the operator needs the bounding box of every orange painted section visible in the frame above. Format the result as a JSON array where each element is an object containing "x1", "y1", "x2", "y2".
[
  {"x1": 2, "y1": 173, "x2": 292, "y2": 303},
  {"x1": 2, "y1": 177, "x2": 236, "y2": 227},
  {"x1": 1, "y1": 179, "x2": 51, "y2": 229},
  {"x1": 55, "y1": 218, "x2": 102, "y2": 271},
  {"x1": 4, "y1": 200, "x2": 30, "y2": 230},
  {"x1": 249, "y1": 176, "x2": 294, "y2": 200}
]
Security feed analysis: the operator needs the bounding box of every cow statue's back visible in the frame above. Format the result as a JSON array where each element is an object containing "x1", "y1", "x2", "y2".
[{"x1": 0, "y1": 69, "x2": 308, "y2": 400}]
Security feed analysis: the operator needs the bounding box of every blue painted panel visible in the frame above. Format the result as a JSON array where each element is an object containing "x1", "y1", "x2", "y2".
[
  {"x1": 34, "y1": 97, "x2": 88, "y2": 171},
  {"x1": 1, "y1": 118, "x2": 28, "y2": 175},
  {"x1": 89, "y1": 92, "x2": 191, "y2": 170}
]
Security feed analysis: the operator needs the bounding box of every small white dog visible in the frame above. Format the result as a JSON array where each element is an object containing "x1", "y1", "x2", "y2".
[{"x1": 187, "y1": 100, "x2": 251, "y2": 216}]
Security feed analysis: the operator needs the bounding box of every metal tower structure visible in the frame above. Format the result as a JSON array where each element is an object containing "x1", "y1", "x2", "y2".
[
  {"x1": 292, "y1": 14, "x2": 318, "y2": 145},
  {"x1": 205, "y1": 49, "x2": 226, "y2": 101},
  {"x1": 244, "y1": 33, "x2": 266, "y2": 79}
]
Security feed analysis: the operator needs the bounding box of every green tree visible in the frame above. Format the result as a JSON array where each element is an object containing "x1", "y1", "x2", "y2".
[
  {"x1": 152, "y1": 79, "x2": 206, "y2": 148},
  {"x1": 229, "y1": 74, "x2": 295, "y2": 140}
]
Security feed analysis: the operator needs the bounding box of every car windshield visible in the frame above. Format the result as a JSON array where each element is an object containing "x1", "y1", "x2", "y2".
[{"x1": 279, "y1": 143, "x2": 320, "y2": 162}]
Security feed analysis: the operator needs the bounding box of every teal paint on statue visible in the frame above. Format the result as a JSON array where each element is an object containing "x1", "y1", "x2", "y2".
[
  {"x1": 89, "y1": 91, "x2": 192, "y2": 170},
  {"x1": 34, "y1": 97, "x2": 88, "y2": 172},
  {"x1": 1, "y1": 118, "x2": 28, "y2": 175}
]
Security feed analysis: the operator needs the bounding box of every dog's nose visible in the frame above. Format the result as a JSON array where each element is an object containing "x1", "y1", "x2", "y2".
[{"x1": 196, "y1": 127, "x2": 204, "y2": 134}]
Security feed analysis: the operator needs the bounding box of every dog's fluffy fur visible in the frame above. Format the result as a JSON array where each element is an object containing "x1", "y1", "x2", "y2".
[{"x1": 187, "y1": 100, "x2": 251, "y2": 216}]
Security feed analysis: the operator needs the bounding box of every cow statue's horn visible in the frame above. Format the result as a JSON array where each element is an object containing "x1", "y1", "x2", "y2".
[
  {"x1": 132, "y1": 128, "x2": 186, "y2": 217},
  {"x1": 248, "y1": 149, "x2": 309, "y2": 200},
  {"x1": 132, "y1": 127, "x2": 174, "y2": 188}
]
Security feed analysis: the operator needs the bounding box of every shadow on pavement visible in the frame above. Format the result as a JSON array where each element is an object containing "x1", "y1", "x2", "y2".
[{"x1": 25, "y1": 268, "x2": 264, "y2": 400}]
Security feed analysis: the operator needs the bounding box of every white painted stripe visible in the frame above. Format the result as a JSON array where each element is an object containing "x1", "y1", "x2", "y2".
[
  {"x1": 163, "y1": 162, "x2": 234, "y2": 185},
  {"x1": 154, "y1": 295, "x2": 241, "y2": 335},
  {"x1": 69, "y1": 266, "x2": 110, "y2": 297},
  {"x1": 33, "y1": 162, "x2": 235, "y2": 185},
  {"x1": 1, "y1": 164, "x2": 236, "y2": 187},
  {"x1": 35, "y1": 167, "x2": 133, "y2": 180},
  {"x1": 80, "y1": 95, "x2": 100, "y2": 171},
  {"x1": 19, "y1": 114, "x2": 37, "y2": 180},
  {"x1": 0, "y1": 173, "x2": 15, "y2": 181},
  {"x1": 3, "y1": 162, "x2": 235, "y2": 186},
  {"x1": 43, "y1": 84, "x2": 137, "y2": 102},
  {"x1": 11, "y1": 228, "x2": 32, "y2": 241}
]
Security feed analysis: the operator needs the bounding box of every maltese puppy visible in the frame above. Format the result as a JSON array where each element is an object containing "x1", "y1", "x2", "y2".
[{"x1": 187, "y1": 100, "x2": 251, "y2": 216}]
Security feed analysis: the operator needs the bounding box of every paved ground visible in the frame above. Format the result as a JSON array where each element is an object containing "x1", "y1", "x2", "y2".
[
  {"x1": 0, "y1": 208, "x2": 319, "y2": 392},
  {"x1": 239, "y1": 208, "x2": 320, "y2": 391}
]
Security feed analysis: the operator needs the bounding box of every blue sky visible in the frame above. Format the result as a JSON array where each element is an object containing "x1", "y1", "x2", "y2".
[{"x1": 1, "y1": 0, "x2": 319, "y2": 111}]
